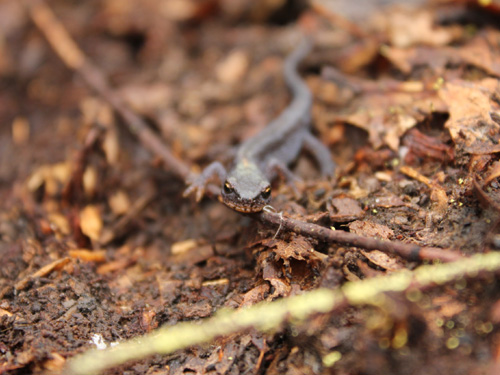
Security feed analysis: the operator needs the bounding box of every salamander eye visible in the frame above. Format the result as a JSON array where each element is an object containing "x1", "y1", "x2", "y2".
[
  {"x1": 261, "y1": 186, "x2": 271, "y2": 200},
  {"x1": 223, "y1": 181, "x2": 234, "y2": 194}
]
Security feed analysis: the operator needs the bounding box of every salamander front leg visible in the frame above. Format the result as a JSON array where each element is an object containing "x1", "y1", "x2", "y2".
[
  {"x1": 302, "y1": 132, "x2": 336, "y2": 177},
  {"x1": 265, "y1": 158, "x2": 302, "y2": 197},
  {"x1": 183, "y1": 162, "x2": 227, "y2": 202}
]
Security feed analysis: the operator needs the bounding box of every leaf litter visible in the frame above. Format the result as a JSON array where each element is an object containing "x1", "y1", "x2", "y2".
[{"x1": 1, "y1": 0, "x2": 500, "y2": 374}]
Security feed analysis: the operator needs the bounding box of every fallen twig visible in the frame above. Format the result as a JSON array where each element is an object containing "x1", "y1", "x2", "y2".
[
  {"x1": 15, "y1": 257, "x2": 71, "y2": 291},
  {"x1": 99, "y1": 188, "x2": 157, "y2": 245},
  {"x1": 24, "y1": 0, "x2": 191, "y2": 181},
  {"x1": 256, "y1": 210, "x2": 463, "y2": 262},
  {"x1": 62, "y1": 125, "x2": 104, "y2": 203}
]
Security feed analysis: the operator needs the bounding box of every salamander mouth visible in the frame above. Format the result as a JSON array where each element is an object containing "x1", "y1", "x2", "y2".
[{"x1": 219, "y1": 196, "x2": 265, "y2": 213}]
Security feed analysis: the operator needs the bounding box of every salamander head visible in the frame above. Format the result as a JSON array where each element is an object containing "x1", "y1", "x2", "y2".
[{"x1": 219, "y1": 162, "x2": 271, "y2": 213}]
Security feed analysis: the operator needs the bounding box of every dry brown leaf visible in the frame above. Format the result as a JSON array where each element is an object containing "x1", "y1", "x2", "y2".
[
  {"x1": 457, "y1": 32, "x2": 500, "y2": 78},
  {"x1": 339, "y1": 89, "x2": 440, "y2": 150},
  {"x1": 171, "y1": 244, "x2": 214, "y2": 265},
  {"x1": 240, "y1": 283, "x2": 270, "y2": 307},
  {"x1": 360, "y1": 250, "x2": 403, "y2": 271},
  {"x1": 382, "y1": 31, "x2": 500, "y2": 79},
  {"x1": 381, "y1": 45, "x2": 452, "y2": 75},
  {"x1": 485, "y1": 161, "x2": 500, "y2": 185},
  {"x1": 97, "y1": 258, "x2": 132, "y2": 275},
  {"x1": 357, "y1": 258, "x2": 385, "y2": 278},
  {"x1": 387, "y1": 9, "x2": 457, "y2": 48},
  {"x1": 270, "y1": 236, "x2": 321, "y2": 262},
  {"x1": 374, "y1": 194, "x2": 406, "y2": 208},
  {"x1": 262, "y1": 258, "x2": 291, "y2": 298},
  {"x1": 384, "y1": 113, "x2": 417, "y2": 151},
  {"x1": 80, "y1": 205, "x2": 103, "y2": 241},
  {"x1": 337, "y1": 38, "x2": 380, "y2": 74},
  {"x1": 402, "y1": 128, "x2": 454, "y2": 163},
  {"x1": 349, "y1": 220, "x2": 394, "y2": 240},
  {"x1": 47, "y1": 213, "x2": 71, "y2": 235},
  {"x1": 439, "y1": 78, "x2": 500, "y2": 154},
  {"x1": 27, "y1": 162, "x2": 72, "y2": 196},
  {"x1": 329, "y1": 196, "x2": 364, "y2": 223}
]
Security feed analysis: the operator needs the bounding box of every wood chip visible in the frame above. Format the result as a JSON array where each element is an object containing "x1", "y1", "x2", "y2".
[
  {"x1": 68, "y1": 249, "x2": 106, "y2": 262},
  {"x1": 15, "y1": 257, "x2": 71, "y2": 291},
  {"x1": 171, "y1": 239, "x2": 198, "y2": 255}
]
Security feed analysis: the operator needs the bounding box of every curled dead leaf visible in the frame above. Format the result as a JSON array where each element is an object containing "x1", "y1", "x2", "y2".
[{"x1": 80, "y1": 205, "x2": 102, "y2": 241}]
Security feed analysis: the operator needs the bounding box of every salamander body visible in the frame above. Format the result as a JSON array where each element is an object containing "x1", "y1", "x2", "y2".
[{"x1": 184, "y1": 38, "x2": 335, "y2": 212}]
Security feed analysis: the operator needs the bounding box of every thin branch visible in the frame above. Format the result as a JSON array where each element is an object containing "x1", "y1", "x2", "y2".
[
  {"x1": 256, "y1": 211, "x2": 463, "y2": 262},
  {"x1": 24, "y1": 0, "x2": 191, "y2": 180},
  {"x1": 62, "y1": 125, "x2": 104, "y2": 204}
]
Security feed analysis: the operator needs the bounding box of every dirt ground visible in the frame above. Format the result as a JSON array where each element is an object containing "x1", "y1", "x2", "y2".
[{"x1": 1, "y1": 0, "x2": 500, "y2": 374}]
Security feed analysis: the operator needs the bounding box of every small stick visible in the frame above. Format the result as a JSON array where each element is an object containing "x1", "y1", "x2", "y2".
[
  {"x1": 99, "y1": 189, "x2": 156, "y2": 245},
  {"x1": 15, "y1": 257, "x2": 71, "y2": 291},
  {"x1": 255, "y1": 210, "x2": 463, "y2": 263},
  {"x1": 62, "y1": 125, "x2": 104, "y2": 203},
  {"x1": 24, "y1": 0, "x2": 191, "y2": 180}
]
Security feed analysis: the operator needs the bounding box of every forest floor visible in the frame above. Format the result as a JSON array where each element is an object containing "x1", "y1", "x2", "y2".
[{"x1": 1, "y1": 0, "x2": 500, "y2": 374}]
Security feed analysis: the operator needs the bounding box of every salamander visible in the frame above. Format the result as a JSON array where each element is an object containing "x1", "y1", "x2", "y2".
[{"x1": 184, "y1": 38, "x2": 335, "y2": 213}]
